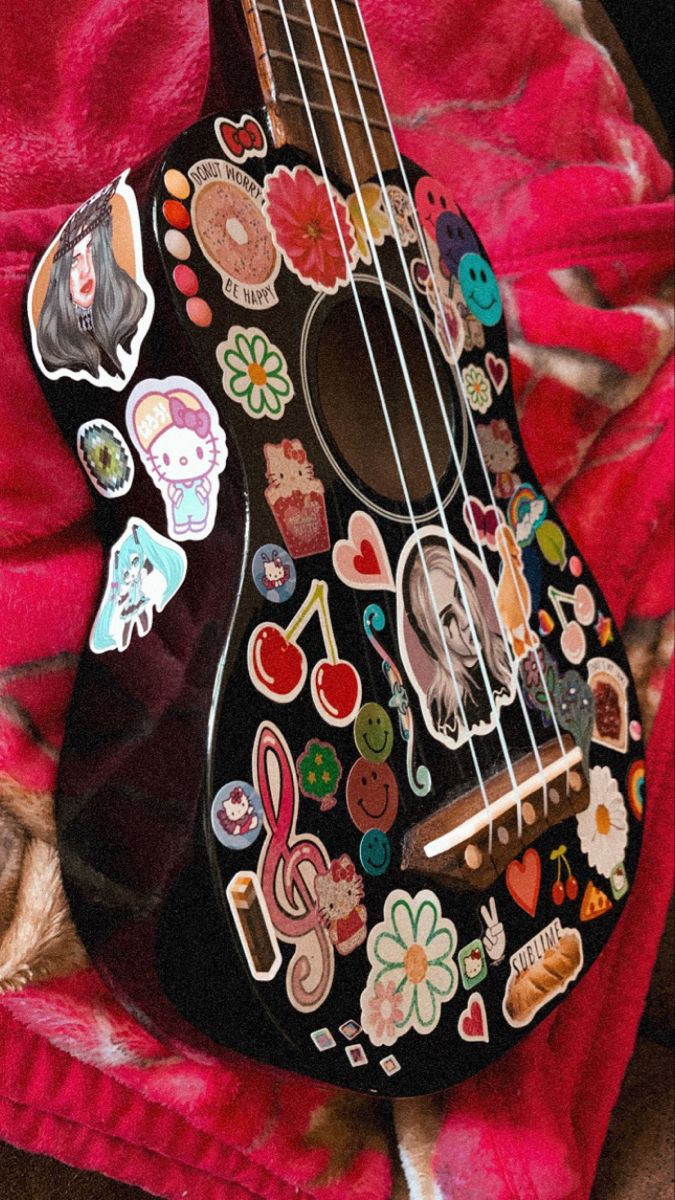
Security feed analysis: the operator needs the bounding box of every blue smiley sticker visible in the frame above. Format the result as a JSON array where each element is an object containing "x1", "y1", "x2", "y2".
[
  {"x1": 458, "y1": 253, "x2": 503, "y2": 327},
  {"x1": 360, "y1": 829, "x2": 391, "y2": 877}
]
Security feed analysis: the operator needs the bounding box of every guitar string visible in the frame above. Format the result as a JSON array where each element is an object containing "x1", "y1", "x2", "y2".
[
  {"x1": 343, "y1": 0, "x2": 570, "y2": 799},
  {"x1": 286, "y1": 0, "x2": 545, "y2": 838},
  {"x1": 272, "y1": 0, "x2": 499, "y2": 833},
  {"x1": 307, "y1": 0, "x2": 551, "y2": 838}
]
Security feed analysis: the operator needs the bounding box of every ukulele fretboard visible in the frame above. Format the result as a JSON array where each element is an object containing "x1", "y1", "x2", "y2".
[{"x1": 242, "y1": 0, "x2": 398, "y2": 182}]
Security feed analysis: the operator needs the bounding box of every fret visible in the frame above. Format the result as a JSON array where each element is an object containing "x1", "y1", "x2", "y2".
[
  {"x1": 268, "y1": 48, "x2": 380, "y2": 93},
  {"x1": 277, "y1": 93, "x2": 389, "y2": 130},
  {"x1": 258, "y1": 3, "x2": 365, "y2": 52},
  {"x1": 240, "y1": 0, "x2": 398, "y2": 182}
]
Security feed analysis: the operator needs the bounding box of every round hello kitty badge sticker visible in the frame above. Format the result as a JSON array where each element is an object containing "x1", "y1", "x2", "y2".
[
  {"x1": 211, "y1": 781, "x2": 263, "y2": 851},
  {"x1": 126, "y1": 375, "x2": 228, "y2": 542}
]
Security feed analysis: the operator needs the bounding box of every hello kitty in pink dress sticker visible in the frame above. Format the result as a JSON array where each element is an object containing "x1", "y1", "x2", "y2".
[{"x1": 126, "y1": 375, "x2": 227, "y2": 542}]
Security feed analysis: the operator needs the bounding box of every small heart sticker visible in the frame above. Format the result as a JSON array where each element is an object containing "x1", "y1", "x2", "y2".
[
  {"x1": 486, "y1": 352, "x2": 508, "y2": 395},
  {"x1": 333, "y1": 511, "x2": 395, "y2": 593},
  {"x1": 458, "y1": 994, "x2": 489, "y2": 1043},
  {"x1": 506, "y1": 848, "x2": 542, "y2": 918}
]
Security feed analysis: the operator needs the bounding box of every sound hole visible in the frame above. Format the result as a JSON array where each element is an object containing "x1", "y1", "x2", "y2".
[{"x1": 314, "y1": 292, "x2": 456, "y2": 504}]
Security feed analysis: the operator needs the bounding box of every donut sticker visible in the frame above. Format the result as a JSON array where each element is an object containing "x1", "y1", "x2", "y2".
[
  {"x1": 27, "y1": 171, "x2": 154, "y2": 391},
  {"x1": 126, "y1": 375, "x2": 228, "y2": 542},
  {"x1": 189, "y1": 159, "x2": 280, "y2": 310},
  {"x1": 215, "y1": 114, "x2": 268, "y2": 163}
]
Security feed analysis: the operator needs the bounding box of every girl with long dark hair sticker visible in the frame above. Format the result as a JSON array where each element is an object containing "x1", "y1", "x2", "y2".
[
  {"x1": 28, "y1": 173, "x2": 154, "y2": 390},
  {"x1": 397, "y1": 528, "x2": 515, "y2": 750}
]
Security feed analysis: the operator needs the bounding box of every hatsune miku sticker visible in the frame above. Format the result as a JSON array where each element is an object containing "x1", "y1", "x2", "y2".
[
  {"x1": 77, "y1": 419, "x2": 134, "y2": 497},
  {"x1": 252, "y1": 545, "x2": 297, "y2": 604},
  {"x1": 126, "y1": 376, "x2": 227, "y2": 542},
  {"x1": 397, "y1": 527, "x2": 517, "y2": 752},
  {"x1": 89, "y1": 518, "x2": 187, "y2": 654},
  {"x1": 189, "y1": 159, "x2": 280, "y2": 310},
  {"x1": 27, "y1": 171, "x2": 154, "y2": 391},
  {"x1": 215, "y1": 114, "x2": 268, "y2": 163},
  {"x1": 211, "y1": 781, "x2": 263, "y2": 851}
]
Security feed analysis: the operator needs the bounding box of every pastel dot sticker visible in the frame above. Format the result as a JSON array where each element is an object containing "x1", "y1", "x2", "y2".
[
  {"x1": 164, "y1": 229, "x2": 191, "y2": 260},
  {"x1": 164, "y1": 169, "x2": 190, "y2": 200},
  {"x1": 626, "y1": 760, "x2": 646, "y2": 822},
  {"x1": 570, "y1": 556, "x2": 583, "y2": 578},
  {"x1": 163, "y1": 199, "x2": 190, "y2": 230},
  {"x1": 630, "y1": 720, "x2": 642, "y2": 742},
  {"x1": 186, "y1": 297, "x2": 212, "y2": 327},
  {"x1": 359, "y1": 829, "x2": 391, "y2": 877},
  {"x1": 173, "y1": 264, "x2": 199, "y2": 297}
]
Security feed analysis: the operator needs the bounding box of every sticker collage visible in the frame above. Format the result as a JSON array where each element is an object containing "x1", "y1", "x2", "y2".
[{"x1": 26, "y1": 110, "x2": 646, "y2": 1091}]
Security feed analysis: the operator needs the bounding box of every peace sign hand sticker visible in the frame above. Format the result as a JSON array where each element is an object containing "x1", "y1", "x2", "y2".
[{"x1": 481, "y1": 898, "x2": 506, "y2": 964}]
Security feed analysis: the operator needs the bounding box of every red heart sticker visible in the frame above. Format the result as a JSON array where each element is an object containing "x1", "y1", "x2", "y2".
[
  {"x1": 458, "y1": 994, "x2": 489, "y2": 1043},
  {"x1": 485, "y1": 352, "x2": 508, "y2": 395},
  {"x1": 506, "y1": 848, "x2": 542, "y2": 917}
]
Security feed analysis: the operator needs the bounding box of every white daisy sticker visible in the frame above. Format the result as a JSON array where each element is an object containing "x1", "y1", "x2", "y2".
[
  {"x1": 577, "y1": 766, "x2": 629, "y2": 879},
  {"x1": 360, "y1": 889, "x2": 458, "y2": 1047}
]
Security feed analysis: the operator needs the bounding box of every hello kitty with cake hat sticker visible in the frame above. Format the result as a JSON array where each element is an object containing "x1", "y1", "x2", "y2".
[{"x1": 126, "y1": 376, "x2": 227, "y2": 543}]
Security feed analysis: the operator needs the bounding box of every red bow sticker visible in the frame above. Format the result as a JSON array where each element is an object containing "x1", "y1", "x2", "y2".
[{"x1": 216, "y1": 115, "x2": 267, "y2": 163}]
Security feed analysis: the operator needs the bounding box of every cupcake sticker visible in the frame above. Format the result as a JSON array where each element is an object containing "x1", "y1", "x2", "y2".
[
  {"x1": 189, "y1": 158, "x2": 280, "y2": 310},
  {"x1": 263, "y1": 438, "x2": 330, "y2": 559}
]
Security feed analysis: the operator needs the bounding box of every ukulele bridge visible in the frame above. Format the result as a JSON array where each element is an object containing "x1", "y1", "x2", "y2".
[{"x1": 402, "y1": 735, "x2": 589, "y2": 892}]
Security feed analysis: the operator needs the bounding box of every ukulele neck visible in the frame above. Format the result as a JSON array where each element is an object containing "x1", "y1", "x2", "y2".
[{"x1": 237, "y1": 0, "x2": 398, "y2": 183}]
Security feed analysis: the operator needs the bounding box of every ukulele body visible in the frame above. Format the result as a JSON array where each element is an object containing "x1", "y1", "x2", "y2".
[{"x1": 25, "y1": 106, "x2": 647, "y2": 1096}]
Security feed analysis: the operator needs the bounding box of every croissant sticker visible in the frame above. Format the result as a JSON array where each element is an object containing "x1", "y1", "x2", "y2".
[
  {"x1": 502, "y1": 919, "x2": 583, "y2": 1028},
  {"x1": 27, "y1": 171, "x2": 154, "y2": 391}
]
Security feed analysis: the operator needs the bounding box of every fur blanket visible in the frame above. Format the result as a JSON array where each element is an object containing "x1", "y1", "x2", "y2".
[{"x1": 0, "y1": 0, "x2": 672, "y2": 1197}]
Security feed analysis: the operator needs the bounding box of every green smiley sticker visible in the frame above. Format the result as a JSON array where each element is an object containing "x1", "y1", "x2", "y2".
[{"x1": 354, "y1": 703, "x2": 394, "y2": 764}]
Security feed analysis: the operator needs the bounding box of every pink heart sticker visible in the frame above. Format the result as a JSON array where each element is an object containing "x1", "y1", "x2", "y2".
[
  {"x1": 485, "y1": 352, "x2": 508, "y2": 395},
  {"x1": 458, "y1": 994, "x2": 489, "y2": 1043},
  {"x1": 333, "y1": 511, "x2": 395, "y2": 593}
]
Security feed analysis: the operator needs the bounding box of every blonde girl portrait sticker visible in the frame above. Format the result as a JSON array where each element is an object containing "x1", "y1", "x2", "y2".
[
  {"x1": 27, "y1": 171, "x2": 154, "y2": 391},
  {"x1": 126, "y1": 376, "x2": 228, "y2": 542}
]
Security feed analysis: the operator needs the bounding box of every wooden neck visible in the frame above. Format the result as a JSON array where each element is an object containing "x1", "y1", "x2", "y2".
[{"x1": 228, "y1": 0, "x2": 397, "y2": 184}]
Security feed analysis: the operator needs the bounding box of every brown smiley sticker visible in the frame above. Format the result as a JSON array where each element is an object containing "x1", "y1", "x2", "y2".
[{"x1": 346, "y1": 757, "x2": 399, "y2": 834}]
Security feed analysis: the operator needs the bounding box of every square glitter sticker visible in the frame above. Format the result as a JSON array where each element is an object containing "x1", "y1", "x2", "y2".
[
  {"x1": 379, "y1": 1055, "x2": 401, "y2": 1077},
  {"x1": 311, "y1": 1028, "x2": 336, "y2": 1053},
  {"x1": 346, "y1": 1044, "x2": 368, "y2": 1067},
  {"x1": 339, "y1": 1020, "x2": 362, "y2": 1041}
]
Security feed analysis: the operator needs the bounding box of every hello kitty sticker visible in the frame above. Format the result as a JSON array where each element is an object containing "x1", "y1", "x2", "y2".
[
  {"x1": 211, "y1": 781, "x2": 263, "y2": 850},
  {"x1": 126, "y1": 376, "x2": 227, "y2": 542}
]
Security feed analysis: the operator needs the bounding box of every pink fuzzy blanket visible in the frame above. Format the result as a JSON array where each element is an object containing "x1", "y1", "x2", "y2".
[{"x1": 0, "y1": 1, "x2": 673, "y2": 1197}]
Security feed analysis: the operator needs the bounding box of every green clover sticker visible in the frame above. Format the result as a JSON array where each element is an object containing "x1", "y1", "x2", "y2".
[{"x1": 218, "y1": 326, "x2": 294, "y2": 421}]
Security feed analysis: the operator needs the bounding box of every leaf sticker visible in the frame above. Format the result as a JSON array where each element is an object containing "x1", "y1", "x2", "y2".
[{"x1": 536, "y1": 520, "x2": 567, "y2": 569}]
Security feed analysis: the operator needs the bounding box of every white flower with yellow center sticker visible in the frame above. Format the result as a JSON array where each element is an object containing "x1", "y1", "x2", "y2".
[
  {"x1": 360, "y1": 889, "x2": 458, "y2": 1047},
  {"x1": 577, "y1": 765, "x2": 628, "y2": 879},
  {"x1": 218, "y1": 326, "x2": 294, "y2": 420}
]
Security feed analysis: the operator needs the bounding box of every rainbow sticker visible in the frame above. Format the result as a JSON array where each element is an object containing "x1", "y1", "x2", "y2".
[
  {"x1": 508, "y1": 483, "x2": 548, "y2": 547},
  {"x1": 626, "y1": 760, "x2": 646, "y2": 822}
]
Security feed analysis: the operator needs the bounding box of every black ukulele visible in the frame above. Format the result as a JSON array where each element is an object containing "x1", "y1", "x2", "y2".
[{"x1": 24, "y1": 0, "x2": 646, "y2": 1095}]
